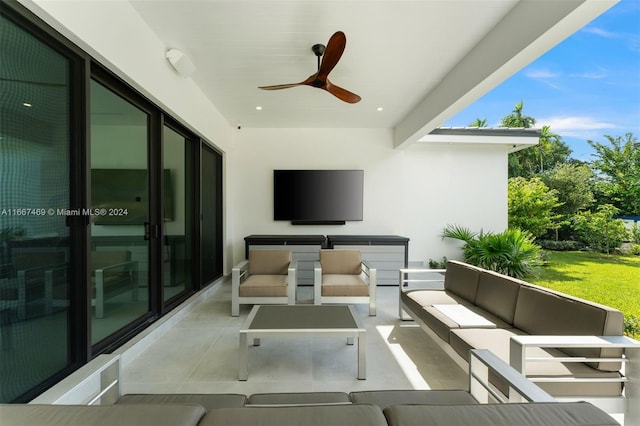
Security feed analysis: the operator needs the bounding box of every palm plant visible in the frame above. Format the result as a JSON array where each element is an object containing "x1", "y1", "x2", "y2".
[{"x1": 442, "y1": 224, "x2": 541, "y2": 278}]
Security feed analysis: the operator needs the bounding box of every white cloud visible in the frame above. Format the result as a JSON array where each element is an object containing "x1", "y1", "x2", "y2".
[
  {"x1": 536, "y1": 116, "x2": 617, "y2": 139},
  {"x1": 524, "y1": 69, "x2": 561, "y2": 79},
  {"x1": 582, "y1": 26, "x2": 618, "y2": 38},
  {"x1": 569, "y1": 71, "x2": 607, "y2": 79}
]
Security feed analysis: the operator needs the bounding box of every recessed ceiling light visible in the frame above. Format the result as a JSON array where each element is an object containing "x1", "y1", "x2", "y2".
[
  {"x1": 376, "y1": 107, "x2": 384, "y2": 111},
  {"x1": 22, "y1": 102, "x2": 32, "y2": 108},
  {"x1": 256, "y1": 106, "x2": 262, "y2": 110}
]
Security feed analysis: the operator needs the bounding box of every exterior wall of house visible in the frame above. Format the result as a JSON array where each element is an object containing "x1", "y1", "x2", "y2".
[{"x1": 231, "y1": 128, "x2": 508, "y2": 266}]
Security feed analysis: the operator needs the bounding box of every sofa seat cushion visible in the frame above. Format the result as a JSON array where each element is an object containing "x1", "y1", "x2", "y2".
[
  {"x1": 349, "y1": 390, "x2": 477, "y2": 410},
  {"x1": 248, "y1": 392, "x2": 350, "y2": 405},
  {"x1": 420, "y1": 304, "x2": 511, "y2": 343},
  {"x1": 117, "y1": 393, "x2": 247, "y2": 410},
  {"x1": 401, "y1": 289, "x2": 464, "y2": 318},
  {"x1": 0, "y1": 404, "x2": 206, "y2": 426},
  {"x1": 450, "y1": 328, "x2": 623, "y2": 397},
  {"x1": 382, "y1": 402, "x2": 619, "y2": 426},
  {"x1": 321, "y1": 274, "x2": 369, "y2": 296},
  {"x1": 239, "y1": 275, "x2": 287, "y2": 297},
  {"x1": 199, "y1": 404, "x2": 387, "y2": 426}
]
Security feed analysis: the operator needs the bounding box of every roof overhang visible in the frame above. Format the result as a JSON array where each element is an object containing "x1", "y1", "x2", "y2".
[{"x1": 419, "y1": 127, "x2": 541, "y2": 153}]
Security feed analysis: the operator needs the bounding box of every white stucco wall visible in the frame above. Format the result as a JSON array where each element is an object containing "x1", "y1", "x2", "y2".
[{"x1": 231, "y1": 128, "x2": 508, "y2": 267}]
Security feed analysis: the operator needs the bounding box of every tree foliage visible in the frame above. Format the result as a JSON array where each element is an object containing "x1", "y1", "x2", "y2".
[
  {"x1": 588, "y1": 133, "x2": 640, "y2": 216},
  {"x1": 502, "y1": 102, "x2": 571, "y2": 178},
  {"x1": 571, "y1": 204, "x2": 629, "y2": 254},
  {"x1": 508, "y1": 177, "x2": 561, "y2": 238},
  {"x1": 541, "y1": 163, "x2": 595, "y2": 217}
]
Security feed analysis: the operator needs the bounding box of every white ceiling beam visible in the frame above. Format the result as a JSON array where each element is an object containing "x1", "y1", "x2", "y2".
[{"x1": 393, "y1": 0, "x2": 619, "y2": 150}]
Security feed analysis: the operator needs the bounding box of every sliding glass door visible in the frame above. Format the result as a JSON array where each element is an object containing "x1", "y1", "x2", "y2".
[
  {"x1": 0, "y1": 12, "x2": 73, "y2": 402},
  {"x1": 89, "y1": 79, "x2": 151, "y2": 345}
]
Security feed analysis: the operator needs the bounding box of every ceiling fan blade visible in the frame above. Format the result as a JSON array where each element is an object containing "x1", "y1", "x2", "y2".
[
  {"x1": 258, "y1": 83, "x2": 304, "y2": 90},
  {"x1": 324, "y1": 79, "x2": 361, "y2": 104},
  {"x1": 317, "y1": 31, "x2": 346, "y2": 79}
]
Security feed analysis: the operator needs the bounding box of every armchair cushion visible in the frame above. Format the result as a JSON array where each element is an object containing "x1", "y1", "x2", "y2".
[
  {"x1": 319, "y1": 250, "x2": 361, "y2": 275},
  {"x1": 239, "y1": 275, "x2": 288, "y2": 297},
  {"x1": 321, "y1": 275, "x2": 369, "y2": 296},
  {"x1": 248, "y1": 250, "x2": 291, "y2": 275}
]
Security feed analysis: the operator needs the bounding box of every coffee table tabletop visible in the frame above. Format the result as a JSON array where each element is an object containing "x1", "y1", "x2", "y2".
[{"x1": 239, "y1": 304, "x2": 366, "y2": 380}]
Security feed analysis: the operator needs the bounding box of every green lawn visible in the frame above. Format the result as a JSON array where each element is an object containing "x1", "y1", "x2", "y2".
[{"x1": 529, "y1": 251, "x2": 640, "y2": 336}]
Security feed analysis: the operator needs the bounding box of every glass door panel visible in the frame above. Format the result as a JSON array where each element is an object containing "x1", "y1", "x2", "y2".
[
  {"x1": 0, "y1": 14, "x2": 72, "y2": 402},
  {"x1": 162, "y1": 125, "x2": 192, "y2": 302},
  {"x1": 89, "y1": 80, "x2": 150, "y2": 345}
]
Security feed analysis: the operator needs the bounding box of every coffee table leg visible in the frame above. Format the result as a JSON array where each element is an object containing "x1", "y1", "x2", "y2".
[
  {"x1": 239, "y1": 331, "x2": 248, "y2": 381},
  {"x1": 357, "y1": 331, "x2": 366, "y2": 380}
]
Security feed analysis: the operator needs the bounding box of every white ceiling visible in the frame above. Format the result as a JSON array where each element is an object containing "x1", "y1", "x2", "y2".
[{"x1": 128, "y1": 0, "x2": 616, "y2": 146}]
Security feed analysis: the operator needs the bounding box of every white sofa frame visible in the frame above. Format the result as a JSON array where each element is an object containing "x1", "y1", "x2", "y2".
[
  {"x1": 231, "y1": 260, "x2": 296, "y2": 317},
  {"x1": 314, "y1": 259, "x2": 377, "y2": 316}
]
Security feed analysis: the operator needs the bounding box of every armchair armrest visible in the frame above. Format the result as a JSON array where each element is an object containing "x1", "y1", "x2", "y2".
[
  {"x1": 287, "y1": 261, "x2": 297, "y2": 305},
  {"x1": 313, "y1": 261, "x2": 322, "y2": 305},
  {"x1": 231, "y1": 260, "x2": 250, "y2": 316}
]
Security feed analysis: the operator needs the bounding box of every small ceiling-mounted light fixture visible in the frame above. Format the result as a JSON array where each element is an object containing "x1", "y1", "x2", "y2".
[{"x1": 165, "y1": 48, "x2": 195, "y2": 78}]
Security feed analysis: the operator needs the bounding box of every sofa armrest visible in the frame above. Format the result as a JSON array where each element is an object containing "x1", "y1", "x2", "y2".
[
  {"x1": 509, "y1": 334, "x2": 640, "y2": 423},
  {"x1": 398, "y1": 268, "x2": 446, "y2": 290},
  {"x1": 469, "y1": 348, "x2": 556, "y2": 404}
]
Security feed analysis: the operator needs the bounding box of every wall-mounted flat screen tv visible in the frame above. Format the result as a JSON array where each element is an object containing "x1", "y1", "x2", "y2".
[
  {"x1": 273, "y1": 170, "x2": 363, "y2": 224},
  {"x1": 91, "y1": 168, "x2": 173, "y2": 225}
]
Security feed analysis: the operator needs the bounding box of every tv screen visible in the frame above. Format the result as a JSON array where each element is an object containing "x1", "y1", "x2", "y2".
[{"x1": 273, "y1": 170, "x2": 363, "y2": 223}]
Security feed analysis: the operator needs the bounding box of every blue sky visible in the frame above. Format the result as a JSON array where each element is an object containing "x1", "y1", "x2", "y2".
[{"x1": 445, "y1": 0, "x2": 640, "y2": 162}]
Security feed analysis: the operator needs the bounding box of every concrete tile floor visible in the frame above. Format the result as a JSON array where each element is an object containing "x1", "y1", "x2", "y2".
[{"x1": 121, "y1": 282, "x2": 468, "y2": 396}]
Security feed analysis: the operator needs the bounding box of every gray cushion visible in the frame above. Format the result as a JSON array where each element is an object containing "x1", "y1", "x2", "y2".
[
  {"x1": 514, "y1": 285, "x2": 624, "y2": 371},
  {"x1": 0, "y1": 404, "x2": 206, "y2": 426},
  {"x1": 248, "y1": 392, "x2": 350, "y2": 405},
  {"x1": 474, "y1": 271, "x2": 522, "y2": 324},
  {"x1": 382, "y1": 402, "x2": 619, "y2": 426},
  {"x1": 349, "y1": 390, "x2": 477, "y2": 409},
  {"x1": 199, "y1": 404, "x2": 387, "y2": 426},
  {"x1": 401, "y1": 289, "x2": 464, "y2": 321},
  {"x1": 443, "y1": 261, "x2": 481, "y2": 303},
  {"x1": 117, "y1": 393, "x2": 247, "y2": 410}
]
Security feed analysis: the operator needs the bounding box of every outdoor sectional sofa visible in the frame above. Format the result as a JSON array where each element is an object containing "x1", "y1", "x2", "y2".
[
  {"x1": 399, "y1": 260, "x2": 639, "y2": 421},
  {"x1": 0, "y1": 351, "x2": 620, "y2": 426}
]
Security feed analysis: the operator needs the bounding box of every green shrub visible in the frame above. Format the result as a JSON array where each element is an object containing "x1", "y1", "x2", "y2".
[
  {"x1": 441, "y1": 224, "x2": 541, "y2": 279},
  {"x1": 624, "y1": 314, "x2": 640, "y2": 339},
  {"x1": 428, "y1": 257, "x2": 448, "y2": 269},
  {"x1": 537, "y1": 240, "x2": 586, "y2": 251}
]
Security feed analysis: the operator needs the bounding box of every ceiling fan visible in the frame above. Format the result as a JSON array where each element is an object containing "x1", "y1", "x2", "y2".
[{"x1": 258, "y1": 31, "x2": 361, "y2": 104}]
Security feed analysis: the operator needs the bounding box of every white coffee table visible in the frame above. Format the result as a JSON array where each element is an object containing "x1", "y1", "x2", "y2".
[{"x1": 239, "y1": 305, "x2": 366, "y2": 380}]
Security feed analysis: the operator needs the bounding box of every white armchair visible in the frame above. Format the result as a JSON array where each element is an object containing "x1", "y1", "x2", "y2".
[
  {"x1": 231, "y1": 250, "x2": 296, "y2": 316},
  {"x1": 314, "y1": 249, "x2": 376, "y2": 316}
]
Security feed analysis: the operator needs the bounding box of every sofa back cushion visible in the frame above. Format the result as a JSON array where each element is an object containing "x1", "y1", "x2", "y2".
[
  {"x1": 320, "y1": 250, "x2": 362, "y2": 275},
  {"x1": 474, "y1": 271, "x2": 522, "y2": 324},
  {"x1": 443, "y1": 261, "x2": 481, "y2": 303},
  {"x1": 513, "y1": 285, "x2": 624, "y2": 371},
  {"x1": 249, "y1": 250, "x2": 291, "y2": 275}
]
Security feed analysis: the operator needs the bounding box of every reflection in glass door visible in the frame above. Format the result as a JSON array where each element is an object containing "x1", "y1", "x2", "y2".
[
  {"x1": 89, "y1": 80, "x2": 150, "y2": 345},
  {"x1": 162, "y1": 125, "x2": 192, "y2": 302},
  {"x1": 0, "y1": 13, "x2": 72, "y2": 402}
]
